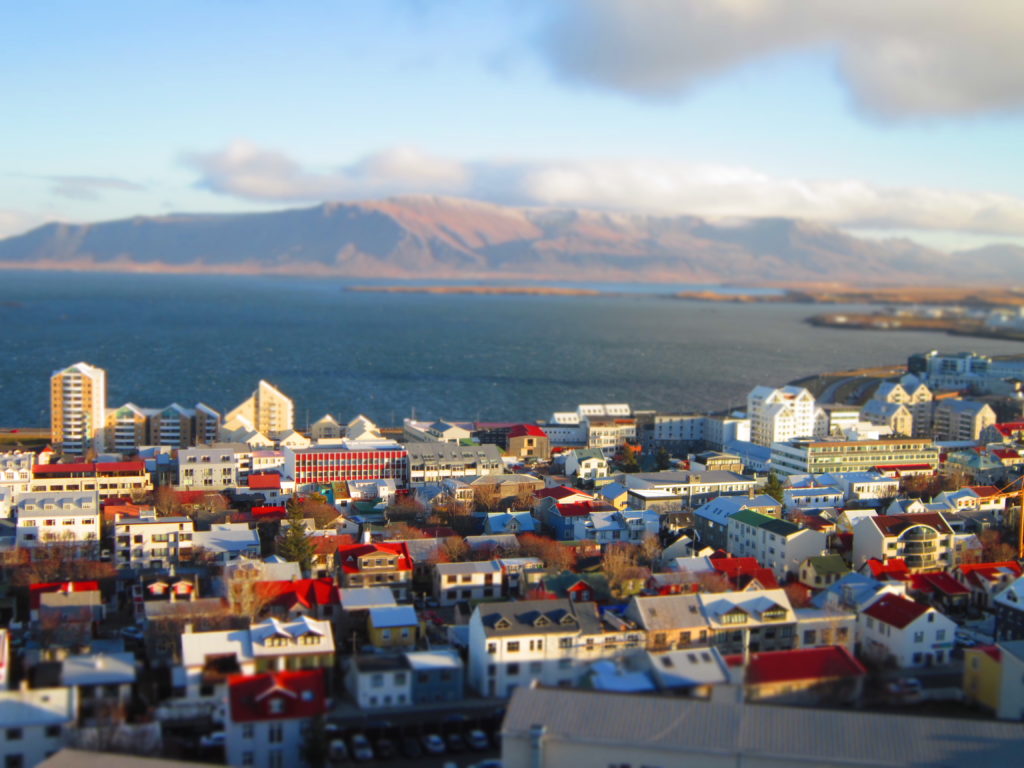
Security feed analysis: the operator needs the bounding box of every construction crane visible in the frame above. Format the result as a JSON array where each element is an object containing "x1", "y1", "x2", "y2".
[{"x1": 988, "y1": 475, "x2": 1024, "y2": 558}]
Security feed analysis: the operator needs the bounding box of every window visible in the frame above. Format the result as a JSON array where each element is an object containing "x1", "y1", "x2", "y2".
[
  {"x1": 242, "y1": 753, "x2": 254, "y2": 766},
  {"x1": 507, "y1": 641, "x2": 520, "y2": 652},
  {"x1": 913, "y1": 631, "x2": 924, "y2": 643},
  {"x1": 6, "y1": 728, "x2": 23, "y2": 740},
  {"x1": 803, "y1": 630, "x2": 816, "y2": 645},
  {"x1": 507, "y1": 663, "x2": 520, "y2": 675},
  {"x1": 559, "y1": 637, "x2": 572, "y2": 649},
  {"x1": 268, "y1": 698, "x2": 284, "y2": 715},
  {"x1": 268, "y1": 724, "x2": 284, "y2": 743},
  {"x1": 371, "y1": 674, "x2": 384, "y2": 688},
  {"x1": 45, "y1": 725, "x2": 61, "y2": 738},
  {"x1": 487, "y1": 642, "x2": 496, "y2": 654},
  {"x1": 936, "y1": 630, "x2": 946, "y2": 641}
]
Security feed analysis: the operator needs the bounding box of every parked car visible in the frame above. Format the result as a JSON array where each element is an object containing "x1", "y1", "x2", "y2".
[
  {"x1": 199, "y1": 732, "x2": 225, "y2": 749},
  {"x1": 120, "y1": 625, "x2": 145, "y2": 642},
  {"x1": 445, "y1": 731, "x2": 467, "y2": 753},
  {"x1": 349, "y1": 733, "x2": 374, "y2": 762},
  {"x1": 421, "y1": 733, "x2": 446, "y2": 755},
  {"x1": 467, "y1": 729, "x2": 490, "y2": 751},
  {"x1": 887, "y1": 677, "x2": 924, "y2": 703},
  {"x1": 328, "y1": 739, "x2": 349, "y2": 763}
]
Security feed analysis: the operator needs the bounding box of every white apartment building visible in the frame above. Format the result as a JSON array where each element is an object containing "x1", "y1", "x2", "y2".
[
  {"x1": 178, "y1": 445, "x2": 250, "y2": 488},
  {"x1": 467, "y1": 599, "x2": 644, "y2": 698},
  {"x1": 871, "y1": 378, "x2": 933, "y2": 437},
  {"x1": 225, "y1": 380, "x2": 295, "y2": 437},
  {"x1": 932, "y1": 399, "x2": 997, "y2": 442},
  {"x1": 114, "y1": 513, "x2": 195, "y2": 570},
  {"x1": 14, "y1": 491, "x2": 100, "y2": 549},
  {"x1": 50, "y1": 361, "x2": 107, "y2": 455},
  {"x1": 747, "y1": 385, "x2": 817, "y2": 447},
  {"x1": 726, "y1": 509, "x2": 828, "y2": 581},
  {"x1": 433, "y1": 561, "x2": 504, "y2": 606},
  {"x1": 851, "y1": 512, "x2": 956, "y2": 571}
]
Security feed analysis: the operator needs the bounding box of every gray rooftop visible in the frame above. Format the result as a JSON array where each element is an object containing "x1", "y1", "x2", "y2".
[
  {"x1": 503, "y1": 686, "x2": 1024, "y2": 767},
  {"x1": 624, "y1": 594, "x2": 708, "y2": 632}
]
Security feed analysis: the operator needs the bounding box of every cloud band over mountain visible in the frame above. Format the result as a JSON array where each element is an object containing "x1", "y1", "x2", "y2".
[{"x1": 184, "y1": 141, "x2": 1024, "y2": 238}]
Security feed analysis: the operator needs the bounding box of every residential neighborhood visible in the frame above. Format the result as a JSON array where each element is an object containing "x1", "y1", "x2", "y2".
[{"x1": 4, "y1": 356, "x2": 1024, "y2": 768}]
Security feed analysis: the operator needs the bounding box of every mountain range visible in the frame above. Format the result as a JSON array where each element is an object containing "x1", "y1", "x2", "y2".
[{"x1": 0, "y1": 195, "x2": 1021, "y2": 285}]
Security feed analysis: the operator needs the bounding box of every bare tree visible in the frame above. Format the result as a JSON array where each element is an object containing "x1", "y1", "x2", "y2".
[
  {"x1": 639, "y1": 533, "x2": 662, "y2": 566},
  {"x1": 226, "y1": 561, "x2": 273, "y2": 620},
  {"x1": 441, "y1": 536, "x2": 470, "y2": 562}
]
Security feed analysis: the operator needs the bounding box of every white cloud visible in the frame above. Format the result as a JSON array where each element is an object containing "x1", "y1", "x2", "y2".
[
  {"x1": 48, "y1": 175, "x2": 145, "y2": 201},
  {"x1": 184, "y1": 141, "x2": 467, "y2": 201},
  {"x1": 184, "y1": 141, "x2": 1024, "y2": 238},
  {"x1": 535, "y1": 0, "x2": 1024, "y2": 117}
]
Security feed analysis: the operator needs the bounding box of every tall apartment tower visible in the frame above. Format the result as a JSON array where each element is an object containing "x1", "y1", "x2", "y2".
[
  {"x1": 51, "y1": 361, "x2": 107, "y2": 456},
  {"x1": 225, "y1": 380, "x2": 294, "y2": 436}
]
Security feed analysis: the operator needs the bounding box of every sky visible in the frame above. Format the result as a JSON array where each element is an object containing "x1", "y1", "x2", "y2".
[{"x1": 3, "y1": 0, "x2": 1024, "y2": 250}]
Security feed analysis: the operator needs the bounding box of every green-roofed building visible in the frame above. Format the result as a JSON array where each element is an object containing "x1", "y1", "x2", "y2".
[{"x1": 727, "y1": 509, "x2": 828, "y2": 582}]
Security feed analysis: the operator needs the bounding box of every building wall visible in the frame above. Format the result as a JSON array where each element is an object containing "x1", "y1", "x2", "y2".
[
  {"x1": 51, "y1": 362, "x2": 107, "y2": 455},
  {"x1": 963, "y1": 647, "x2": 1002, "y2": 712}
]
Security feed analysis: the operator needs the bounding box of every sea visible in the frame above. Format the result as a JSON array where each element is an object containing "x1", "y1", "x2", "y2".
[{"x1": 3, "y1": 270, "x2": 1024, "y2": 429}]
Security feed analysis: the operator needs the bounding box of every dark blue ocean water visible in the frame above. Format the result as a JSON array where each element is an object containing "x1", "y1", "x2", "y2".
[{"x1": 2, "y1": 271, "x2": 1022, "y2": 428}]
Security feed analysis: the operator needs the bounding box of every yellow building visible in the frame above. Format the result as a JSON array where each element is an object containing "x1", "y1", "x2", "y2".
[
  {"x1": 963, "y1": 645, "x2": 1003, "y2": 713},
  {"x1": 367, "y1": 605, "x2": 421, "y2": 649}
]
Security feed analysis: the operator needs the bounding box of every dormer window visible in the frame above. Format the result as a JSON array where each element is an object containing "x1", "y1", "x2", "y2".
[
  {"x1": 534, "y1": 616, "x2": 550, "y2": 627},
  {"x1": 559, "y1": 615, "x2": 576, "y2": 626},
  {"x1": 721, "y1": 608, "x2": 748, "y2": 625},
  {"x1": 495, "y1": 618, "x2": 511, "y2": 630},
  {"x1": 761, "y1": 606, "x2": 787, "y2": 622},
  {"x1": 267, "y1": 698, "x2": 284, "y2": 715}
]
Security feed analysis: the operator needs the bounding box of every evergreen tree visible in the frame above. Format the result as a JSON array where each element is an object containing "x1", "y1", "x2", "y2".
[
  {"x1": 278, "y1": 505, "x2": 315, "y2": 573},
  {"x1": 763, "y1": 470, "x2": 785, "y2": 505},
  {"x1": 655, "y1": 447, "x2": 672, "y2": 471}
]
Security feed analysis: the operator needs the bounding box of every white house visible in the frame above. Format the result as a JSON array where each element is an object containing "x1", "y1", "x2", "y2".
[
  {"x1": 563, "y1": 449, "x2": 609, "y2": 481},
  {"x1": 345, "y1": 655, "x2": 412, "y2": 709},
  {"x1": 225, "y1": 669, "x2": 326, "y2": 768},
  {"x1": 0, "y1": 687, "x2": 73, "y2": 768},
  {"x1": 698, "y1": 589, "x2": 797, "y2": 655},
  {"x1": 783, "y1": 486, "x2": 844, "y2": 510},
  {"x1": 433, "y1": 561, "x2": 504, "y2": 606},
  {"x1": 178, "y1": 445, "x2": 250, "y2": 489},
  {"x1": 818, "y1": 471, "x2": 899, "y2": 505},
  {"x1": 858, "y1": 593, "x2": 956, "y2": 667}
]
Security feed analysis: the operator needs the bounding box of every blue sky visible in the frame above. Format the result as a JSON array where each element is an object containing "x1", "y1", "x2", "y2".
[{"x1": 3, "y1": 0, "x2": 1024, "y2": 249}]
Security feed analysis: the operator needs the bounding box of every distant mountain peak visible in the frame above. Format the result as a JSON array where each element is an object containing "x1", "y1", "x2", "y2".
[{"x1": 0, "y1": 195, "x2": 1011, "y2": 285}]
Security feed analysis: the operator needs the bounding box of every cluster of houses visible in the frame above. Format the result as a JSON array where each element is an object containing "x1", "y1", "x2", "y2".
[{"x1": 5, "y1": 359, "x2": 1024, "y2": 768}]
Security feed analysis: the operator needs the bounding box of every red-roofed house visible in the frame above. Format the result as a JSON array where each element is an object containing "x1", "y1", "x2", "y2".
[
  {"x1": 864, "y1": 558, "x2": 912, "y2": 582},
  {"x1": 983, "y1": 421, "x2": 1024, "y2": 443},
  {"x1": 710, "y1": 557, "x2": 779, "y2": 590},
  {"x1": 859, "y1": 593, "x2": 956, "y2": 667},
  {"x1": 508, "y1": 424, "x2": 551, "y2": 461},
  {"x1": 335, "y1": 542, "x2": 412, "y2": 599},
  {"x1": 910, "y1": 571, "x2": 971, "y2": 616},
  {"x1": 28, "y1": 581, "x2": 102, "y2": 620},
  {"x1": 955, "y1": 561, "x2": 1024, "y2": 610},
  {"x1": 225, "y1": 669, "x2": 326, "y2": 768},
  {"x1": 731, "y1": 646, "x2": 867, "y2": 704},
  {"x1": 254, "y1": 578, "x2": 340, "y2": 621}
]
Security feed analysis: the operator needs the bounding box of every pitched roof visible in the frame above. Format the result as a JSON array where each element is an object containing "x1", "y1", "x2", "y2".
[
  {"x1": 336, "y1": 541, "x2": 412, "y2": 573},
  {"x1": 227, "y1": 669, "x2": 326, "y2": 723},
  {"x1": 863, "y1": 593, "x2": 929, "y2": 629},
  {"x1": 869, "y1": 513, "x2": 953, "y2": 536},
  {"x1": 254, "y1": 578, "x2": 339, "y2": 610},
  {"x1": 247, "y1": 473, "x2": 282, "y2": 490},
  {"x1": 911, "y1": 572, "x2": 970, "y2": 597},
  {"x1": 509, "y1": 424, "x2": 548, "y2": 438},
  {"x1": 740, "y1": 646, "x2": 866, "y2": 685}
]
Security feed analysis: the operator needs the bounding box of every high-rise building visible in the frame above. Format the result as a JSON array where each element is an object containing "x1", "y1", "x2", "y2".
[
  {"x1": 50, "y1": 362, "x2": 107, "y2": 456},
  {"x1": 225, "y1": 380, "x2": 294, "y2": 436}
]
